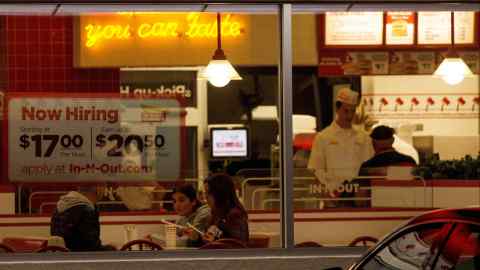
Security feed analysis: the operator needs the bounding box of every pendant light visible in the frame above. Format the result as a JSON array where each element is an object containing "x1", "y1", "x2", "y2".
[
  {"x1": 200, "y1": 13, "x2": 242, "y2": 87},
  {"x1": 433, "y1": 12, "x2": 473, "y2": 85}
]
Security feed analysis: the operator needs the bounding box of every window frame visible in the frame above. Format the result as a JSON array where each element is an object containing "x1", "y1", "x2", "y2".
[{"x1": 0, "y1": 1, "x2": 478, "y2": 265}]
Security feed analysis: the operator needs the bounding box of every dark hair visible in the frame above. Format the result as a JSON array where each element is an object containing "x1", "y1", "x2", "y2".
[
  {"x1": 204, "y1": 173, "x2": 246, "y2": 219},
  {"x1": 370, "y1": 125, "x2": 395, "y2": 140},
  {"x1": 173, "y1": 184, "x2": 201, "y2": 210}
]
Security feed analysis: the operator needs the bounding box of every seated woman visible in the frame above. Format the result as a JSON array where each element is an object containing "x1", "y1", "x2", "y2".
[
  {"x1": 202, "y1": 173, "x2": 249, "y2": 245},
  {"x1": 173, "y1": 184, "x2": 210, "y2": 247}
]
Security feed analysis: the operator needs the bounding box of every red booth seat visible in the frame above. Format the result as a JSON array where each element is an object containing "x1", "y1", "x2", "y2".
[{"x1": 2, "y1": 237, "x2": 48, "y2": 252}]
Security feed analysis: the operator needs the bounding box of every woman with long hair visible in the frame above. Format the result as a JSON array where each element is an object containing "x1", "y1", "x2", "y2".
[
  {"x1": 173, "y1": 184, "x2": 210, "y2": 247},
  {"x1": 203, "y1": 173, "x2": 249, "y2": 244}
]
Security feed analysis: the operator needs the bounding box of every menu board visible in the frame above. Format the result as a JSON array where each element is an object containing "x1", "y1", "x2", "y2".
[
  {"x1": 459, "y1": 51, "x2": 480, "y2": 74},
  {"x1": 343, "y1": 52, "x2": 389, "y2": 75},
  {"x1": 325, "y1": 12, "x2": 383, "y2": 46},
  {"x1": 386, "y1": 12, "x2": 415, "y2": 45},
  {"x1": 418, "y1": 12, "x2": 476, "y2": 45},
  {"x1": 318, "y1": 50, "x2": 479, "y2": 76},
  {"x1": 418, "y1": 12, "x2": 451, "y2": 44},
  {"x1": 454, "y1": 12, "x2": 475, "y2": 44},
  {"x1": 390, "y1": 52, "x2": 436, "y2": 74}
]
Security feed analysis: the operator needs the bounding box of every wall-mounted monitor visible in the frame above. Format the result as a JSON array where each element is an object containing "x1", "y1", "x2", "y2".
[{"x1": 210, "y1": 127, "x2": 249, "y2": 159}]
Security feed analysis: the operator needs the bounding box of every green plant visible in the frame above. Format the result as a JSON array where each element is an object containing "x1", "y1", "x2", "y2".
[{"x1": 413, "y1": 153, "x2": 480, "y2": 180}]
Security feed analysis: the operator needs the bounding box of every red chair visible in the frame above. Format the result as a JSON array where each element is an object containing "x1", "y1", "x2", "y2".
[
  {"x1": 35, "y1": 246, "x2": 69, "y2": 252},
  {"x1": 199, "y1": 238, "x2": 247, "y2": 249},
  {"x1": 2, "y1": 237, "x2": 47, "y2": 252},
  {"x1": 349, "y1": 236, "x2": 379, "y2": 247},
  {"x1": 120, "y1": 239, "x2": 162, "y2": 251},
  {"x1": 0, "y1": 243, "x2": 15, "y2": 253},
  {"x1": 295, "y1": 241, "x2": 323, "y2": 248}
]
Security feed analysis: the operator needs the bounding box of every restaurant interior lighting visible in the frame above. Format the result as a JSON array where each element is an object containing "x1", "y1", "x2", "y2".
[
  {"x1": 433, "y1": 12, "x2": 473, "y2": 85},
  {"x1": 200, "y1": 13, "x2": 242, "y2": 88}
]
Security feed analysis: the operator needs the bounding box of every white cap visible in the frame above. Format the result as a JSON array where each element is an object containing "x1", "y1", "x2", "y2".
[{"x1": 336, "y1": 88, "x2": 359, "y2": 105}]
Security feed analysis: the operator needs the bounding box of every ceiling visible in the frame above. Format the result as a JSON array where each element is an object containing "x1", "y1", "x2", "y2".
[{"x1": 0, "y1": 2, "x2": 478, "y2": 15}]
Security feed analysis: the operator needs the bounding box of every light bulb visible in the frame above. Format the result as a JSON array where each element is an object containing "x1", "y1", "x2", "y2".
[
  {"x1": 202, "y1": 59, "x2": 242, "y2": 88},
  {"x1": 442, "y1": 73, "x2": 464, "y2": 85},
  {"x1": 205, "y1": 61, "x2": 232, "y2": 87},
  {"x1": 433, "y1": 57, "x2": 473, "y2": 86},
  {"x1": 208, "y1": 76, "x2": 231, "y2": 88}
]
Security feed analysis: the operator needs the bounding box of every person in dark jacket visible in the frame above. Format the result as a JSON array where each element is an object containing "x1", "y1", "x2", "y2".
[
  {"x1": 359, "y1": 125, "x2": 417, "y2": 176},
  {"x1": 50, "y1": 186, "x2": 113, "y2": 251},
  {"x1": 202, "y1": 173, "x2": 249, "y2": 245}
]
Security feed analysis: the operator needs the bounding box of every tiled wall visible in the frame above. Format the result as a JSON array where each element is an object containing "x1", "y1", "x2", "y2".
[
  {"x1": 5, "y1": 15, "x2": 119, "y2": 92},
  {"x1": 0, "y1": 17, "x2": 5, "y2": 186},
  {"x1": 0, "y1": 17, "x2": 6, "y2": 91},
  {"x1": 1, "y1": 15, "x2": 120, "y2": 184}
]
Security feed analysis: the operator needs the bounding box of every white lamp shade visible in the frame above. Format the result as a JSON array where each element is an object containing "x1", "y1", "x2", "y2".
[
  {"x1": 433, "y1": 57, "x2": 473, "y2": 85},
  {"x1": 200, "y1": 59, "x2": 242, "y2": 87}
]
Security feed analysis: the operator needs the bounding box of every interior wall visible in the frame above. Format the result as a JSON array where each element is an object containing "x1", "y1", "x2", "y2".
[
  {"x1": 0, "y1": 17, "x2": 6, "y2": 91},
  {"x1": 362, "y1": 75, "x2": 480, "y2": 159},
  {"x1": 76, "y1": 14, "x2": 318, "y2": 67},
  {"x1": 5, "y1": 16, "x2": 119, "y2": 92},
  {"x1": 0, "y1": 15, "x2": 121, "y2": 185},
  {"x1": 0, "y1": 17, "x2": 6, "y2": 182}
]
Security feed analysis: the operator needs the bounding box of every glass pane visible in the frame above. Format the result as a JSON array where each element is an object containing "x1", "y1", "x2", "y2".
[
  {"x1": 0, "y1": 4, "x2": 280, "y2": 252},
  {"x1": 361, "y1": 223, "x2": 450, "y2": 270},
  {"x1": 435, "y1": 223, "x2": 480, "y2": 270},
  {"x1": 292, "y1": 5, "x2": 480, "y2": 248}
]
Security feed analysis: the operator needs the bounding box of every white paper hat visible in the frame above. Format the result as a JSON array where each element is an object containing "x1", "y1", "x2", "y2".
[{"x1": 336, "y1": 88, "x2": 359, "y2": 105}]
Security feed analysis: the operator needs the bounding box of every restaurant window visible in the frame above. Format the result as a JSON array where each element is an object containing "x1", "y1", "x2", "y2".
[
  {"x1": 0, "y1": 4, "x2": 282, "y2": 252},
  {"x1": 291, "y1": 6, "x2": 480, "y2": 248}
]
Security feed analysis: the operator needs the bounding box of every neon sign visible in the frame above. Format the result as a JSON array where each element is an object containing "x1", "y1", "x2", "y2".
[
  {"x1": 84, "y1": 13, "x2": 243, "y2": 48},
  {"x1": 137, "y1": 22, "x2": 178, "y2": 39},
  {"x1": 85, "y1": 25, "x2": 131, "y2": 47},
  {"x1": 185, "y1": 13, "x2": 241, "y2": 38}
]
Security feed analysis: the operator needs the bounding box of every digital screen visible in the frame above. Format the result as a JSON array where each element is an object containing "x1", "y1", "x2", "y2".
[{"x1": 211, "y1": 129, "x2": 248, "y2": 158}]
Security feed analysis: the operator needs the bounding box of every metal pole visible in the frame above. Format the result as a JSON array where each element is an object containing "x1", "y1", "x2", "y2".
[
  {"x1": 450, "y1": 11, "x2": 454, "y2": 47},
  {"x1": 217, "y1": 13, "x2": 222, "y2": 50},
  {"x1": 278, "y1": 3, "x2": 294, "y2": 249}
]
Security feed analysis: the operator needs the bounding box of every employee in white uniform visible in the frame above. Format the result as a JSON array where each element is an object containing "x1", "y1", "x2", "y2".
[{"x1": 307, "y1": 88, "x2": 374, "y2": 192}]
